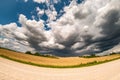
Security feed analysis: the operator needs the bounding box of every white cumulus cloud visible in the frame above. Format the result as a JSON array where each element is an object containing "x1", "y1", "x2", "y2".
[{"x1": 1, "y1": 0, "x2": 120, "y2": 56}]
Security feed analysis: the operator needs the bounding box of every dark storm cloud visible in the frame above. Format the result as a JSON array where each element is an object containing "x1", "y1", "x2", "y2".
[{"x1": 94, "y1": 8, "x2": 120, "y2": 52}]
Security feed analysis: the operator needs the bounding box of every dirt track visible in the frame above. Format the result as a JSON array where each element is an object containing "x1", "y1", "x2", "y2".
[{"x1": 0, "y1": 57, "x2": 120, "y2": 80}]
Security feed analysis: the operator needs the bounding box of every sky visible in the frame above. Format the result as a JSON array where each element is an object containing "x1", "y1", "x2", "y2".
[{"x1": 0, "y1": 0, "x2": 120, "y2": 57}]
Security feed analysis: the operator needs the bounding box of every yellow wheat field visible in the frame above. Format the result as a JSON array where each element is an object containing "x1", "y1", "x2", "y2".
[{"x1": 0, "y1": 48, "x2": 120, "y2": 66}]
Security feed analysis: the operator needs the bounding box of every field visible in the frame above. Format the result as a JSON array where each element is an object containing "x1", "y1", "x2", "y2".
[{"x1": 0, "y1": 48, "x2": 120, "y2": 68}]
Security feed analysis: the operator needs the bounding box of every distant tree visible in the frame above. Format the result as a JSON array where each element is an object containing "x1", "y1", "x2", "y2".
[
  {"x1": 34, "y1": 52, "x2": 41, "y2": 56},
  {"x1": 91, "y1": 54, "x2": 96, "y2": 57},
  {"x1": 110, "y1": 52, "x2": 116, "y2": 55},
  {"x1": 25, "y1": 51, "x2": 32, "y2": 54}
]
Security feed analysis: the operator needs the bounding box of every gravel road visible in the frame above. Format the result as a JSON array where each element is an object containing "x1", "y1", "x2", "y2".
[{"x1": 0, "y1": 57, "x2": 120, "y2": 80}]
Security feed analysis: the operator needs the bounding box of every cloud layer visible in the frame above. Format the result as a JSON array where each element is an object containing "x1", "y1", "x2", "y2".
[{"x1": 0, "y1": 0, "x2": 120, "y2": 56}]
